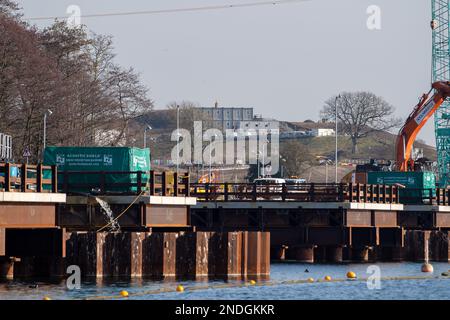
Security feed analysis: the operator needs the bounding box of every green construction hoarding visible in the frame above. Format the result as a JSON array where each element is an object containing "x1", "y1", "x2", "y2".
[
  {"x1": 44, "y1": 146, "x2": 150, "y2": 193},
  {"x1": 367, "y1": 171, "x2": 436, "y2": 204}
]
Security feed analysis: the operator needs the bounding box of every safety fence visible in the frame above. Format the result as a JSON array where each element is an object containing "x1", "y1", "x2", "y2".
[
  {"x1": 190, "y1": 183, "x2": 401, "y2": 204},
  {"x1": 0, "y1": 163, "x2": 57, "y2": 192},
  {"x1": 58, "y1": 170, "x2": 190, "y2": 196}
]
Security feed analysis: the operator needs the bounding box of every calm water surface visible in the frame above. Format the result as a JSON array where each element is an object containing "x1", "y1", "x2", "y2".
[{"x1": 0, "y1": 262, "x2": 449, "y2": 300}]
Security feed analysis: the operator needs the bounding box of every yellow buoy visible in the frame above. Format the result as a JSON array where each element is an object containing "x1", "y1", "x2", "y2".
[
  {"x1": 249, "y1": 280, "x2": 256, "y2": 285},
  {"x1": 176, "y1": 285, "x2": 184, "y2": 292},
  {"x1": 307, "y1": 277, "x2": 314, "y2": 283},
  {"x1": 421, "y1": 263, "x2": 434, "y2": 273},
  {"x1": 43, "y1": 296, "x2": 51, "y2": 301},
  {"x1": 324, "y1": 275, "x2": 332, "y2": 281},
  {"x1": 346, "y1": 271, "x2": 356, "y2": 279},
  {"x1": 120, "y1": 290, "x2": 129, "y2": 298}
]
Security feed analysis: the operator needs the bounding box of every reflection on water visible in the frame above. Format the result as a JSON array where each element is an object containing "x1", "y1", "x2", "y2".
[{"x1": 0, "y1": 262, "x2": 449, "y2": 300}]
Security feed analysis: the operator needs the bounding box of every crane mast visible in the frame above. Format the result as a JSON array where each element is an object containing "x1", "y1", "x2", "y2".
[{"x1": 432, "y1": 0, "x2": 450, "y2": 186}]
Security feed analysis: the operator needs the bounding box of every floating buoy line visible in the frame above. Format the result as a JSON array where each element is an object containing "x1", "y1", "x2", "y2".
[{"x1": 66, "y1": 273, "x2": 450, "y2": 301}]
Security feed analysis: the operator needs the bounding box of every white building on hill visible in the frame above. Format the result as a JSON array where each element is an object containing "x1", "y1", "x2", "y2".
[{"x1": 311, "y1": 128, "x2": 335, "y2": 137}]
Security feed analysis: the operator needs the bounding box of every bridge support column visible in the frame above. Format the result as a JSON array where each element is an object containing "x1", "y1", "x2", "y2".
[
  {"x1": 0, "y1": 257, "x2": 14, "y2": 279},
  {"x1": 272, "y1": 245, "x2": 288, "y2": 261},
  {"x1": 314, "y1": 246, "x2": 327, "y2": 262},
  {"x1": 290, "y1": 246, "x2": 314, "y2": 263},
  {"x1": 390, "y1": 246, "x2": 405, "y2": 262},
  {"x1": 326, "y1": 246, "x2": 343, "y2": 263},
  {"x1": 351, "y1": 246, "x2": 369, "y2": 262}
]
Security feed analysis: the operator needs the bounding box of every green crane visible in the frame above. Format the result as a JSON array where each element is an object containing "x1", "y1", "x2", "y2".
[{"x1": 432, "y1": 0, "x2": 450, "y2": 186}]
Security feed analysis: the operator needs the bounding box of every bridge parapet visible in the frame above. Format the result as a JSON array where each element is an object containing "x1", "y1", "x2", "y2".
[{"x1": 191, "y1": 182, "x2": 402, "y2": 204}]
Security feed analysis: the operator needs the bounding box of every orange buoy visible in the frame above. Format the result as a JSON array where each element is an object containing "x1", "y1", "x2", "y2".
[
  {"x1": 307, "y1": 277, "x2": 314, "y2": 283},
  {"x1": 324, "y1": 276, "x2": 332, "y2": 281},
  {"x1": 249, "y1": 280, "x2": 256, "y2": 285},
  {"x1": 346, "y1": 271, "x2": 356, "y2": 279},
  {"x1": 120, "y1": 290, "x2": 129, "y2": 297},
  {"x1": 421, "y1": 263, "x2": 434, "y2": 273},
  {"x1": 176, "y1": 285, "x2": 185, "y2": 292}
]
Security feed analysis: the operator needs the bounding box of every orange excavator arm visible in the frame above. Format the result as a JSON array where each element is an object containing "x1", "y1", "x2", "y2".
[{"x1": 396, "y1": 81, "x2": 450, "y2": 171}]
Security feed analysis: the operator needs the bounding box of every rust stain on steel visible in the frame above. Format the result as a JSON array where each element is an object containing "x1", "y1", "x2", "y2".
[
  {"x1": 372, "y1": 211, "x2": 398, "y2": 227},
  {"x1": 145, "y1": 205, "x2": 189, "y2": 227},
  {"x1": 195, "y1": 232, "x2": 210, "y2": 277},
  {"x1": 0, "y1": 204, "x2": 56, "y2": 227},
  {"x1": 63, "y1": 231, "x2": 271, "y2": 279},
  {"x1": 247, "y1": 232, "x2": 262, "y2": 276},
  {"x1": 345, "y1": 210, "x2": 371, "y2": 227},
  {"x1": 436, "y1": 213, "x2": 450, "y2": 227},
  {"x1": 0, "y1": 228, "x2": 5, "y2": 256}
]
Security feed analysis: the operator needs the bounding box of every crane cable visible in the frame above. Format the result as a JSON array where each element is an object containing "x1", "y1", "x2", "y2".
[{"x1": 24, "y1": 0, "x2": 311, "y2": 21}]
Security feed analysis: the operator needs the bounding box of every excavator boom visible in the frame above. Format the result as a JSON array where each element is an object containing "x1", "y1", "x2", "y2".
[{"x1": 396, "y1": 81, "x2": 450, "y2": 171}]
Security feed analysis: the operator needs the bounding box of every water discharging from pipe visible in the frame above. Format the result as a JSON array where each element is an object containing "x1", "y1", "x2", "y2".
[{"x1": 94, "y1": 197, "x2": 120, "y2": 232}]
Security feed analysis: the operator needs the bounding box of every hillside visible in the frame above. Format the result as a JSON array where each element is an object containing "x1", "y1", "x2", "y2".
[{"x1": 282, "y1": 121, "x2": 437, "y2": 162}]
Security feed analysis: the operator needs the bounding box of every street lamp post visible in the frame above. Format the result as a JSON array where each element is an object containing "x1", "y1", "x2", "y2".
[
  {"x1": 176, "y1": 105, "x2": 180, "y2": 175},
  {"x1": 144, "y1": 125, "x2": 152, "y2": 148},
  {"x1": 209, "y1": 133, "x2": 217, "y2": 182},
  {"x1": 261, "y1": 143, "x2": 266, "y2": 178},
  {"x1": 43, "y1": 109, "x2": 53, "y2": 151},
  {"x1": 335, "y1": 95, "x2": 341, "y2": 183}
]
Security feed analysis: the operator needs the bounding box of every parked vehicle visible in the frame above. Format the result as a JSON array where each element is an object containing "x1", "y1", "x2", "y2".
[{"x1": 285, "y1": 178, "x2": 306, "y2": 184}]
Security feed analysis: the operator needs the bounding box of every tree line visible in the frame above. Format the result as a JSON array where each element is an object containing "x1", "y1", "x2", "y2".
[{"x1": 0, "y1": 0, "x2": 153, "y2": 162}]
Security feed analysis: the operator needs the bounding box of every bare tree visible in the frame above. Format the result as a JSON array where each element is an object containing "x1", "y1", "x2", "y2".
[
  {"x1": 280, "y1": 140, "x2": 313, "y2": 177},
  {"x1": 166, "y1": 101, "x2": 205, "y2": 130},
  {"x1": 0, "y1": 5, "x2": 155, "y2": 159},
  {"x1": 105, "y1": 66, "x2": 153, "y2": 145},
  {"x1": 321, "y1": 92, "x2": 401, "y2": 154},
  {"x1": 0, "y1": 0, "x2": 21, "y2": 18}
]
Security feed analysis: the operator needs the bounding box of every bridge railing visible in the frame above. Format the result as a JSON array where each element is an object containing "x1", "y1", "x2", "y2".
[
  {"x1": 190, "y1": 182, "x2": 401, "y2": 203},
  {"x1": 0, "y1": 163, "x2": 58, "y2": 193},
  {"x1": 58, "y1": 170, "x2": 190, "y2": 196}
]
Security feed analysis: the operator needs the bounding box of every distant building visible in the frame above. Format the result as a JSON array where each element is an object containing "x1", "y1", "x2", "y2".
[
  {"x1": 199, "y1": 105, "x2": 254, "y2": 131},
  {"x1": 0, "y1": 132, "x2": 12, "y2": 160},
  {"x1": 311, "y1": 128, "x2": 335, "y2": 137}
]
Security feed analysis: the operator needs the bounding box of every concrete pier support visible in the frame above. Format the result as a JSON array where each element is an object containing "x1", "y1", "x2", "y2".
[
  {"x1": 351, "y1": 246, "x2": 369, "y2": 262},
  {"x1": 290, "y1": 246, "x2": 314, "y2": 263},
  {"x1": 326, "y1": 246, "x2": 343, "y2": 263}
]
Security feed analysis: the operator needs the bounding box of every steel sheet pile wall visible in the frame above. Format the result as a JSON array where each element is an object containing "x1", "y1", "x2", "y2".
[
  {"x1": 404, "y1": 230, "x2": 450, "y2": 262},
  {"x1": 64, "y1": 231, "x2": 270, "y2": 279}
]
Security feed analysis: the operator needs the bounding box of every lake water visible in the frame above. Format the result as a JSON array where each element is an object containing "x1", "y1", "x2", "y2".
[{"x1": 0, "y1": 262, "x2": 449, "y2": 300}]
